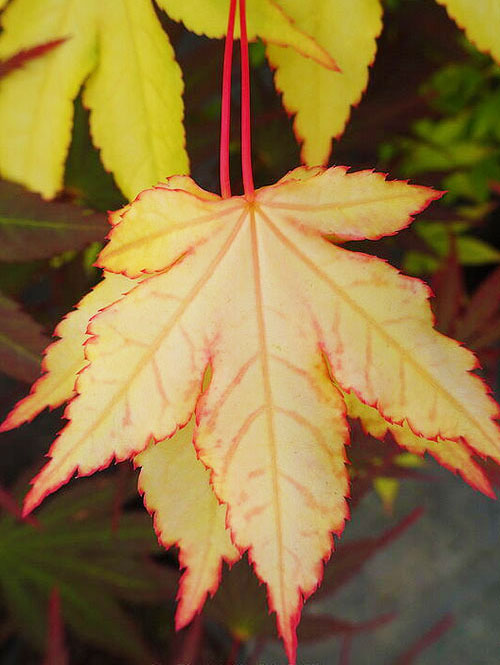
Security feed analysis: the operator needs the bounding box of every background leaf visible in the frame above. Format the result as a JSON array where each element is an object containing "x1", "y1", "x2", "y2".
[
  {"x1": 0, "y1": 291, "x2": 46, "y2": 382},
  {"x1": 0, "y1": 0, "x2": 98, "y2": 198},
  {"x1": 83, "y1": 0, "x2": 189, "y2": 201},
  {"x1": 0, "y1": 179, "x2": 108, "y2": 262},
  {"x1": 0, "y1": 473, "x2": 174, "y2": 663},
  {"x1": 437, "y1": 0, "x2": 500, "y2": 64},
  {"x1": 266, "y1": 0, "x2": 382, "y2": 165}
]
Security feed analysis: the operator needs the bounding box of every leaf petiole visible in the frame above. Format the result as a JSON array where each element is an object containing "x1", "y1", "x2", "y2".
[
  {"x1": 239, "y1": 0, "x2": 255, "y2": 199},
  {"x1": 219, "y1": 0, "x2": 255, "y2": 199},
  {"x1": 219, "y1": 0, "x2": 237, "y2": 198}
]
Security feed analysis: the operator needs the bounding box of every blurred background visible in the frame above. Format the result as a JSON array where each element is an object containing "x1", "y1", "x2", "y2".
[{"x1": 1, "y1": 0, "x2": 500, "y2": 663}]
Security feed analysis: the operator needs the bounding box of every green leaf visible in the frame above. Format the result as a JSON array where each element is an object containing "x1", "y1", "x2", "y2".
[
  {"x1": 0, "y1": 474, "x2": 173, "y2": 662},
  {"x1": 414, "y1": 220, "x2": 500, "y2": 266},
  {"x1": 456, "y1": 236, "x2": 500, "y2": 264}
]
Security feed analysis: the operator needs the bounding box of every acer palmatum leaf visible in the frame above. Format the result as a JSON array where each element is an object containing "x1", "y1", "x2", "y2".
[{"x1": 4, "y1": 165, "x2": 500, "y2": 663}]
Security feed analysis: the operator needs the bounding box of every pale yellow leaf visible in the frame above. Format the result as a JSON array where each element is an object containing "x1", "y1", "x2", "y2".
[
  {"x1": 267, "y1": 0, "x2": 382, "y2": 165},
  {"x1": 136, "y1": 418, "x2": 239, "y2": 629},
  {"x1": 16, "y1": 167, "x2": 499, "y2": 662}
]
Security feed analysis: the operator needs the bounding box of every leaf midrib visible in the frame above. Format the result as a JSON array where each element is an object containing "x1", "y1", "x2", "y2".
[
  {"x1": 249, "y1": 207, "x2": 287, "y2": 623},
  {"x1": 122, "y1": 0, "x2": 163, "y2": 180}
]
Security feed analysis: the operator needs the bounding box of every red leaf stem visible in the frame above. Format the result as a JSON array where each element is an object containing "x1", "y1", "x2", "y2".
[
  {"x1": 393, "y1": 614, "x2": 454, "y2": 665},
  {"x1": 219, "y1": 0, "x2": 237, "y2": 198},
  {"x1": 43, "y1": 588, "x2": 68, "y2": 665},
  {"x1": 339, "y1": 636, "x2": 352, "y2": 665},
  {"x1": 225, "y1": 635, "x2": 241, "y2": 665},
  {"x1": 239, "y1": 0, "x2": 255, "y2": 199}
]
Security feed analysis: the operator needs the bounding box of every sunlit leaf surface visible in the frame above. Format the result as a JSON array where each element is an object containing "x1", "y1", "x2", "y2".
[{"x1": 4, "y1": 165, "x2": 499, "y2": 662}]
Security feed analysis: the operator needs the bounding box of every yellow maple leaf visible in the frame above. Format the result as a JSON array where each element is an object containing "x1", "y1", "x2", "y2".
[
  {"x1": 4, "y1": 164, "x2": 500, "y2": 662},
  {"x1": 267, "y1": 0, "x2": 383, "y2": 166},
  {"x1": 437, "y1": 0, "x2": 500, "y2": 64}
]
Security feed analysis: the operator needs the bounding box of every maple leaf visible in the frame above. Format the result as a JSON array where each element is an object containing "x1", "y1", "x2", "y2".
[
  {"x1": 4, "y1": 164, "x2": 500, "y2": 662},
  {"x1": 0, "y1": 0, "x2": 188, "y2": 200},
  {"x1": 266, "y1": 0, "x2": 383, "y2": 166},
  {"x1": 0, "y1": 472, "x2": 167, "y2": 662}
]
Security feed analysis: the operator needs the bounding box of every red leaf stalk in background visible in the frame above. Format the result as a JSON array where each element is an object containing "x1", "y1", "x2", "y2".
[{"x1": 43, "y1": 588, "x2": 68, "y2": 665}]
